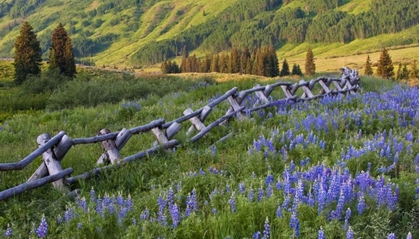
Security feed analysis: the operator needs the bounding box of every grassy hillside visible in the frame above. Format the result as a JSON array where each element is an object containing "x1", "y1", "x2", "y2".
[{"x1": 0, "y1": 0, "x2": 417, "y2": 69}]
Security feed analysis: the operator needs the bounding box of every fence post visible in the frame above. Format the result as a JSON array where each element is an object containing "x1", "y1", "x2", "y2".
[
  {"x1": 97, "y1": 128, "x2": 131, "y2": 165},
  {"x1": 184, "y1": 108, "x2": 206, "y2": 136},
  {"x1": 98, "y1": 129, "x2": 121, "y2": 164},
  {"x1": 36, "y1": 133, "x2": 68, "y2": 192},
  {"x1": 28, "y1": 134, "x2": 73, "y2": 182}
]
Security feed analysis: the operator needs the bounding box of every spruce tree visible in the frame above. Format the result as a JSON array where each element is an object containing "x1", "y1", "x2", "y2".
[
  {"x1": 410, "y1": 60, "x2": 419, "y2": 80},
  {"x1": 49, "y1": 23, "x2": 76, "y2": 77},
  {"x1": 14, "y1": 21, "x2": 42, "y2": 85},
  {"x1": 364, "y1": 55, "x2": 373, "y2": 76},
  {"x1": 180, "y1": 46, "x2": 188, "y2": 72},
  {"x1": 229, "y1": 47, "x2": 240, "y2": 73},
  {"x1": 266, "y1": 45, "x2": 279, "y2": 77},
  {"x1": 376, "y1": 48, "x2": 394, "y2": 79},
  {"x1": 304, "y1": 46, "x2": 315, "y2": 76},
  {"x1": 399, "y1": 63, "x2": 410, "y2": 80},
  {"x1": 240, "y1": 46, "x2": 251, "y2": 74},
  {"x1": 292, "y1": 63, "x2": 303, "y2": 76},
  {"x1": 280, "y1": 59, "x2": 290, "y2": 76},
  {"x1": 210, "y1": 54, "x2": 219, "y2": 73}
]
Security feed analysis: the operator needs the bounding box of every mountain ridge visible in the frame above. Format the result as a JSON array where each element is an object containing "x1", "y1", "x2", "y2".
[{"x1": 0, "y1": 0, "x2": 417, "y2": 69}]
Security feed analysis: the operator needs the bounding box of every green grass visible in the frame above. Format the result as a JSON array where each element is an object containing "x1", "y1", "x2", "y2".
[{"x1": 0, "y1": 73, "x2": 417, "y2": 238}]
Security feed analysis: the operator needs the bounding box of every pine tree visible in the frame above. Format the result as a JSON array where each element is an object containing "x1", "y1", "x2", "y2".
[
  {"x1": 14, "y1": 21, "x2": 42, "y2": 85},
  {"x1": 229, "y1": 47, "x2": 240, "y2": 73},
  {"x1": 49, "y1": 23, "x2": 76, "y2": 77},
  {"x1": 304, "y1": 47, "x2": 315, "y2": 76},
  {"x1": 210, "y1": 54, "x2": 219, "y2": 72},
  {"x1": 376, "y1": 48, "x2": 394, "y2": 79},
  {"x1": 64, "y1": 37, "x2": 76, "y2": 77},
  {"x1": 240, "y1": 46, "x2": 251, "y2": 74},
  {"x1": 410, "y1": 60, "x2": 419, "y2": 80},
  {"x1": 399, "y1": 63, "x2": 410, "y2": 80},
  {"x1": 280, "y1": 59, "x2": 290, "y2": 76},
  {"x1": 364, "y1": 55, "x2": 373, "y2": 76},
  {"x1": 266, "y1": 45, "x2": 279, "y2": 77},
  {"x1": 161, "y1": 60, "x2": 169, "y2": 74},
  {"x1": 292, "y1": 63, "x2": 303, "y2": 76},
  {"x1": 180, "y1": 45, "x2": 188, "y2": 72}
]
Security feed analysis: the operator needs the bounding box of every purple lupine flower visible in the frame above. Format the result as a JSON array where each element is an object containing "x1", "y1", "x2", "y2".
[
  {"x1": 248, "y1": 188, "x2": 255, "y2": 202},
  {"x1": 132, "y1": 218, "x2": 137, "y2": 225},
  {"x1": 258, "y1": 187, "x2": 264, "y2": 202},
  {"x1": 90, "y1": 188, "x2": 96, "y2": 202},
  {"x1": 357, "y1": 193, "x2": 366, "y2": 215},
  {"x1": 387, "y1": 233, "x2": 396, "y2": 239},
  {"x1": 170, "y1": 203, "x2": 180, "y2": 228},
  {"x1": 212, "y1": 208, "x2": 217, "y2": 215},
  {"x1": 210, "y1": 145, "x2": 216, "y2": 156},
  {"x1": 318, "y1": 227, "x2": 325, "y2": 239},
  {"x1": 157, "y1": 196, "x2": 167, "y2": 226},
  {"x1": 64, "y1": 207, "x2": 75, "y2": 223},
  {"x1": 405, "y1": 131, "x2": 413, "y2": 141},
  {"x1": 262, "y1": 217, "x2": 270, "y2": 239},
  {"x1": 317, "y1": 184, "x2": 326, "y2": 215},
  {"x1": 276, "y1": 205, "x2": 283, "y2": 218},
  {"x1": 78, "y1": 197, "x2": 88, "y2": 212},
  {"x1": 253, "y1": 231, "x2": 262, "y2": 239},
  {"x1": 266, "y1": 184, "x2": 273, "y2": 198},
  {"x1": 239, "y1": 182, "x2": 246, "y2": 194},
  {"x1": 290, "y1": 211, "x2": 299, "y2": 238},
  {"x1": 229, "y1": 195, "x2": 237, "y2": 213},
  {"x1": 35, "y1": 215, "x2": 48, "y2": 238},
  {"x1": 266, "y1": 175, "x2": 274, "y2": 185},
  {"x1": 4, "y1": 224, "x2": 12, "y2": 237},
  {"x1": 226, "y1": 184, "x2": 231, "y2": 193},
  {"x1": 334, "y1": 190, "x2": 345, "y2": 220},
  {"x1": 407, "y1": 232, "x2": 412, "y2": 239},
  {"x1": 276, "y1": 180, "x2": 282, "y2": 190},
  {"x1": 77, "y1": 223, "x2": 82, "y2": 229},
  {"x1": 346, "y1": 227, "x2": 354, "y2": 239},
  {"x1": 118, "y1": 207, "x2": 128, "y2": 225},
  {"x1": 190, "y1": 189, "x2": 198, "y2": 212}
]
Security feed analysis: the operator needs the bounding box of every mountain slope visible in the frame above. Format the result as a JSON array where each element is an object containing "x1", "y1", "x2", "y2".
[{"x1": 0, "y1": 0, "x2": 417, "y2": 68}]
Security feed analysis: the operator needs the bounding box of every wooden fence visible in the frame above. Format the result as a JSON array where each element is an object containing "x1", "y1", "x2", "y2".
[{"x1": 0, "y1": 67, "x2": 360, "y2": 201}]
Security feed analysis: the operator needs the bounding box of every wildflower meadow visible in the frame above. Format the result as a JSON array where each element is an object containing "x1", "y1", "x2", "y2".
[{"x1": 0, "y1": 76, "x2": 418, "y2": 238}]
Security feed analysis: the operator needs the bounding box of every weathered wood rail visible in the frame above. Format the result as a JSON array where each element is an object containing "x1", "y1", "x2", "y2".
[{"x1": 0, "y1": 67, "x2": 360, "y2": 201}]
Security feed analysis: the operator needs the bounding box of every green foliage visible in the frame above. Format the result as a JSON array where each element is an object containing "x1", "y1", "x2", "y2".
[
  {"x1": 13, "y1": 21, "x2": 42, "y2": 85},
  {"x1": 280, "y1": 58, "x2": 290, "y2": 76}
]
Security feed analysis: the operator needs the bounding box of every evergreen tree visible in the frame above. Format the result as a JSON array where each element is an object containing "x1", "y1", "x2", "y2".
[
  {"x1": 364, "y1": 55, "x2": 373, "y2": 76},
  {"x1": 280, "y1": 59, "x2": 290, "y2": 76},
  {"x1": 210, "y1": 54, "x2": 219, "y2": 72},
  {"x1": 376, "y1": 48, "x2": 394, "y2": 79},
  {"x1": 160, "y1": 60, "x2": 169, "y2": 74},
  {"x1": 64, "y1": 37, "x2": 76, "y2": 77},
  {"x1": 410, "y1": 60, "x2": 419, "y2": 80},
  {"x1": 304, "y1": 46, "x2": 315, "y2": 76},
  {"x1": 292, "y1": 63, "x2": 303, "y2": 76},
  {"x1": 240, "y1": 46, "x2": 251, "y2": 74},
  {"x1": 180, "y1": 45, "x2": 188, "y2": 72},
  {"x1": 266, "y1": 45, "x2": 279, "y2": 77},
  {"x1": 229, "y1": 47, "x2": 240, "y2": 73},
  {"x1": 49, "y1": 23, "x2": 76, "y2": 77},
  {"x1": 14, "y1": 21, "x2": 42, "y2": 85},
  {"x1": 399, "y1": 63, "x2": 410, "y2": 81}
]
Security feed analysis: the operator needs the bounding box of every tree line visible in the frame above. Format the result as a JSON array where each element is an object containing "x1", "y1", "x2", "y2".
[
  {"x1": 132, "y1": 0, "x2": 418, "y2": 65},
  {"x1": 364, "y1": 48, "x2": 419, "y2": 81},
  {"x1": 161, "y1": 45, "x2": 317, "y2": 77},
  {"x1": 14, "y1": 21, "x2": 76, "y2": 85}
]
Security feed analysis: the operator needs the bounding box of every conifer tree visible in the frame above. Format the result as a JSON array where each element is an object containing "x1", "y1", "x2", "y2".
[
  {"x1": 180, "y1": 45, "x2": 188, "y2": 72},
  {"x1": 240, "y1": 46, "x2": 251, "y2": 74},
  {"x1": 376, "y1": 48, "x2": 394, "y2": 79},
  {"x1": 304, "y1": 46, "x2": 315, "y2": 76},
  {"x1": 210, "y1": 54, "x2": 219, "y2": 72},
  {"x1": 280, "y1": 59, "x2": 290, "y2": 76},
  {"x1": 49, "y1": 23, "x2": 76, "y2": 77},
  {"x1": 410, "y1": 60, "x2": 419, "y2": 80},
  {"x1": 229, "y1": 47, "x2": 240, "y2": 73},
  {"x1": 399, "y1": 63, "x2": 410, "y2": 81},
  {"x1": 14, "y1": 21, "x2": 42, "y2": 85},
  {"x1": 266, "y1": 45, "x2": 279, "y2": 77},
  {"x1": 292, "y1": 63, "x2": 303, "y2": 76},
  {"x1": 364, "y1": 55, "x2": 373, "y2": 76}
]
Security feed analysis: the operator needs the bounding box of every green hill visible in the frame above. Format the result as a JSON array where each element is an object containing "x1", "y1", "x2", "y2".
[{"x1": 0, "y1": 0, "x2": 417, "y2": 68}]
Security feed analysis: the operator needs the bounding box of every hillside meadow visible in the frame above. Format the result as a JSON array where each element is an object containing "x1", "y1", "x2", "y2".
[{"x1": 0, "y1": 64, "x2": 418, "y2": 238}]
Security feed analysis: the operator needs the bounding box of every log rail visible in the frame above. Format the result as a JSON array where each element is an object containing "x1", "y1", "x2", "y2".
[{"x1": 0, "y1": 67, "x2": 360, "y2": 201}]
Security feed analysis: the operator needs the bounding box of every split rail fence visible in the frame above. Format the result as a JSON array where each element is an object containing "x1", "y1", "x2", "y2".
[{"x1": 0, "y1": 67, "x2": 360, "y2": 201}]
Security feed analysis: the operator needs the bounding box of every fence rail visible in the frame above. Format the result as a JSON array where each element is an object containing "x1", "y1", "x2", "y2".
[{"x1": 0, "y1": 67, "x2": 360, "y2": 201}]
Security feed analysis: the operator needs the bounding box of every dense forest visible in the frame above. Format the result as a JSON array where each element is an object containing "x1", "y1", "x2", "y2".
[{"x1": 0, "y1": 0, "x2": 418, "y2": 66}]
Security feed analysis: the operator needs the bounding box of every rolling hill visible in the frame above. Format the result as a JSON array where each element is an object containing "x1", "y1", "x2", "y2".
[{"x1": 0, "y1": 0, "x2": 418, "y2": 70}]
